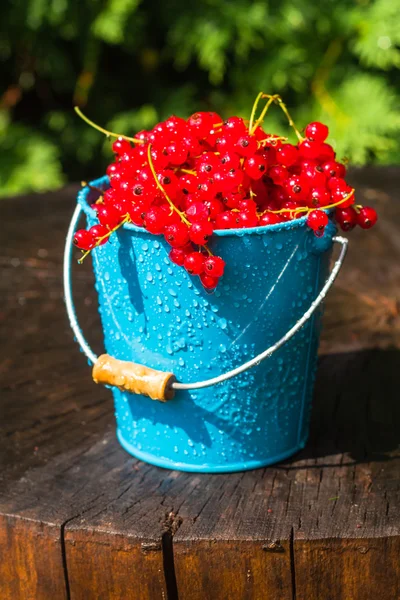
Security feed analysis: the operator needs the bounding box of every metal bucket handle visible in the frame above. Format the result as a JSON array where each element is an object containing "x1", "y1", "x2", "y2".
[{"x1": 64, "y1": 204, "x2": 348, "y2": 400}]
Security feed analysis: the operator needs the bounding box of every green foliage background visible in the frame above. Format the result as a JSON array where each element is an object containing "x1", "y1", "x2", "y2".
[{"x1": 1, "y1": 0, "x2": 400, "y2": 196}]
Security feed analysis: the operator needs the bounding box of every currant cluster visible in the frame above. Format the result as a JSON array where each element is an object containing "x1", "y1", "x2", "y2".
[{"x1": 73, "y1": 94, "x2": 378, "y2": 290}]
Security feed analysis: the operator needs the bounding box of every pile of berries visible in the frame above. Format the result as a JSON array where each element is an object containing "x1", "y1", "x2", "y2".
[{"x1": 74, "y1": 93, "x2": 377, "y2": 290}]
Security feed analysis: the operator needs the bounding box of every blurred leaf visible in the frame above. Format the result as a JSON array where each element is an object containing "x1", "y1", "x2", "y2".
[
  {"x1": 1, "y1": 0, "x2": 400, "y2": 196},
  {"x1": 0, "y1": 123, "x2": 65, "y2": 196},
  {"x1": 352, "y1": 0, "x2": 400, "y2": 69}
]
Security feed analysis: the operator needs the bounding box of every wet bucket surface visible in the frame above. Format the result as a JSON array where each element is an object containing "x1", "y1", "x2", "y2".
[{"x1": 77, "y1": 177, "x2": 335, "y2": 472}]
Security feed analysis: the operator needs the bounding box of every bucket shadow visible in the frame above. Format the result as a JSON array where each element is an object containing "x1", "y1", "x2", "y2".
[
  {"x1": 125, "y1": 348, "x2": 400, "y2": 463},
  {"x1": 280, "y1": 347, "x2": 400, "y2": 468},
  {"x1": 117, "y1": 233, "x2": 145, "y2": 319}
]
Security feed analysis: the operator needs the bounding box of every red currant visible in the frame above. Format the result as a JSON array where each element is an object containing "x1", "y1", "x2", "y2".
[
  {"x1": 169, "y1": 246, "x2": 191, "y2": 267},
  {"x1": 244, "y1": 154, "x2": 267, "y2": 180},
  {"x1": 112, "y1": 137, "x2": 132, "y2": 157},
  {"x1": 204, "y1": 256, "x2": 225, "y2": 277},
  {"x1": 184, "y1": 252, "x2": 205, "y2": 275},
  {"x1": 284, "y1": 175, "x2": 311, "y2": 202},
  {"x1": 214, "y1": 211, "x2": 237, "y2": 229},
  {"x1": 200, "y1": 272, "x2": 219, "y2": 290},
  {"x1": 236, "y1": 211, "x2": 259, "y2": 228},
  {"x1": 259, "y1": 212, "x2": 281, "y2": 226},
  {"x1": 276, "y1": 144, "x2": 298, "y2": 167},
  {"x1": 144, "y1": 206, "x2": 168, "y2": 235},
  {"x1": 308, "y1": 187, "x2": 331, "y2": 208},
  {"x1": 307, "y1": 209, "x2": 329, "y2": 233},
  {"x1": 189, "y1": 221, "x2": 214, "y2": 245},
  {"x1": 89, "y1": 224, "x2": 109, "y2": 245},
  {"x1": 164, "y1": 222, "x2": 190, "y2": 247},
  {"x1": 205, "y1": 198, "x2": 224, "y2": 219},
  {"x1": 96, "y1": 205, "x2": 122, "y2": 229},
  {"x1": 356, "y1": 206, "x2": 378, "y2": 229},
  {"x1": 305, "y1": 122, "x2": 329, "y2": 143},
  {"x1": 235, "y1": 135, "x2": 258, "y2": 157},
  {"x1": 322, "y1": 160, "x2": 346, "y2": 179},
  {"x1": 336, "y1": 207, "x2": 357, "y2": 231},
  {"x1": 269, "y1": 165, "x2": 288, "y2": 185},
  {"x1": 186, "y1": 202, "x2": 209, "y2": 222},
  {"x1": 73, "y1": 229, "x2": 95, "y2": 250}
]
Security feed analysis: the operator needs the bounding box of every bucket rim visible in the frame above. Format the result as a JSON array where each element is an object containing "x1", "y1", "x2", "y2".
[{"x1": 77, "y1": 175, "x2": 332, "y2": 237}]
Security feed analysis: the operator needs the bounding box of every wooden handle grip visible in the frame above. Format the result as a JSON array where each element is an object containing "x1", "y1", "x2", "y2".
[{"x1": 92, "y1": 354, "x2": 176, "y2": 402}]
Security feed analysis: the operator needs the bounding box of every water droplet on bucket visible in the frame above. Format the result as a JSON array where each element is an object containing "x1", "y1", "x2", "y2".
[{"x1": 218, "y1": 318, "x2": 227, "y2": 330}]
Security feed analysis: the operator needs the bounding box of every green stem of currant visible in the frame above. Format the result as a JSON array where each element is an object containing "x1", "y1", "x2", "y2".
[
  {"x1": 249, "y1": 92, "x2": 264, "y2": 134},
  {"x1": 147, "y1": 144, "x2": 191, "y2": 226},
  {"x1": 74, "y1": 107, "x2": 144, "y2": 144},
  {"x1": 78, "y1": 215, "x2": 130, "y2": 264},
  {"x1": 269, "y1": 95, "x2": 304, "y2": 142},
  {"x1": 265, "y1": 189, "x2": 355, "y2": 216},
  {"x1": 250, "y1": 95, "x2": 277, "y2": 135}
]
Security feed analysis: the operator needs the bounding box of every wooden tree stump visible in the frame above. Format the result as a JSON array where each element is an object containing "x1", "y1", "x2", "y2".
[{"x1": 1, "y1": 167, "x2": 399, "y2": 599}]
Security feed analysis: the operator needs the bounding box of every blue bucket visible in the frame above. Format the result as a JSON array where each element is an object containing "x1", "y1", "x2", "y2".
[{"x1": 64, "y1": 177, "x2": 348, "y2": 473}]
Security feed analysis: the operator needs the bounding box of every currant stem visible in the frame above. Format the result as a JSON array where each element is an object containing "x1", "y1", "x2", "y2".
[
  {"x1": 147, "y1": 144, "x2": 191, "y2": 226},
  {"x1": 179, "y1": 168, "x2": 197, "y2": 176},
  {"x1": 74, "y1": 107, "x2": 144, "y2": 144},
  {"x1": 250, "y1": 94, "x2": 277, "y2": 135},
  {"x1": 265, "y1": 95, "x2": 304, "y2": 142},
  {"x1": 265, "y1": 189, "x2": 355, "y2": 216},
  {"x1": 78, "y1": 215, "x2": 131, "y2": 264},
  {"x1": 249, "y1": 92, "x2": 264, "y2": 133}
]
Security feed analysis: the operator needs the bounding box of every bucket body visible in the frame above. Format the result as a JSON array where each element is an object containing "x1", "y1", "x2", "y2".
[{"x1": 79, "y1": 179, "x2": 334, "y2": 472}]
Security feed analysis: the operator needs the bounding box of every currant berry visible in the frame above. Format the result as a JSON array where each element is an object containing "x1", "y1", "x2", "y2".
[
  {"x1": 307, "y1": 209, "x2": 329, "y2": 233},
  {"x1": 336, "y1": 207, "x2": 357, "y2": 231},
  {"x1": 200, "y1": 272, "x2": 219, "y2": 290},
  {"x1": 144, "y1": 206, "x2": 168, "y2": 235},
  {"x1": 222, "y1": 116, "x2": 247, "y2": 139},
  {"x1": 259, "y1": 212, "x2": 281, "y2": 226},
  {"x1": 188, "y1": 112, "x2": 217, "y2": 139},
  {"x1": 164, "y1": 222, "x2": 190, "y2": 248},
  {"x1": 235, "y1": 135, "x2": 258, "y2": 157},
  {"x1": 178, "y1": 173, "x2": 197, "y2": 195},
  {"x1": 276, "y1": 144, "x2": 298, "y2": 167},
  {"x1": 301, "y1": 162, "x2": 327, "y2": 187},
  {"x1": 308, "y1": 187, "x2": 331, "y2": 208},
  {"x1": 284, "y1": 175, "x2": 311, "y2": 202},
  {"x1": 305, "y1": 122, "x2": 329, "y2": 143},
  {"x1": 184, "y1": 252, "x2": 205, "y2": 275},
  {"x1": 127, "y1": 205, "x2": 146, "y2": 227},
  {"x1": 356, "y1": 206, "x2": 378, "y2": 229},
  {"x1": 112, "y1": 137, "x2": 132, "y2": 157},
  {"x1": 214, "y1": 211, "x2": 237, "y2": 229},
  {"x1": 189, "y1": 221, "x2": 214, "y2": 245},
  {"x1": 186, "y1": 202, "x2": 209, "y2": 222},
  {"x1": 89, "y1": 224, "x2": 109, "y2": 245},
  {"x1": 244, "y1": 154, "x2": 267, "y2": 180},
  {"x1": 322, "y1": 160, "x2": 346, "y2": 179},
  {"x1": 73, "y1": 229, "x2": 95, "y2": 250},
  {"x1": 96, "y1": 205, "x2": 122, "y2": 229},
  {"x1": 236, "y1": 211, "x2": 259, "y2": 228},
  {"x1": 205, "y1": 198, "x2": 224, "y2": 219},
  {"x1": 268, "y1": 165, "x2": 288, "y2": 185},
  {"x1": 169, "y1": 246, "x2": 191, "y2": 267},
  {"x1": 318, "y1": 143, "x2": 335, "y2": 162},
  {"x1": 220, "y1": 150, "x2": 241, "y2": 170},
  {"x1": 204, "y1": 256, "x2": 225, "y2": 277},
  {"x1": 298, "y1": 140, "x2": 324, "y2": 160}
]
